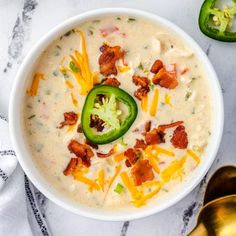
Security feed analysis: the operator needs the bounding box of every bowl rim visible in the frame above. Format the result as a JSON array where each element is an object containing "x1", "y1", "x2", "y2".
[{"x1": 9, "y1": 7, "x2": 224, "y2": 221}]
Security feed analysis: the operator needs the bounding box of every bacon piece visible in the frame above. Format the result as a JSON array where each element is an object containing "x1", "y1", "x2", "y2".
[
  {"x1": 152, "y1": 64, "x2": 178, "y2": 89},
  {"x1": 102, "y1": 77, "x2": 121, "y2": 87},
  {"x1": 58, "y1": 112, "x2": 78, "y2": 128},
  {"x1": 170, "y1": 125, "x2": 188, "y2": 149},
  {"x1": 150, "y1": 59, "x2": 163, "y2": 74},
  {"x1": 90, "y1": 115, "x2": 105, "y2": 132},
  {"x1": 157, "y1": 121, "x2": 184, "y2": 133},
  {"x1": 124, "y1": 148, "x2": 142, "y2": 167},
  {"x1": 145, "y1": 121, "x2": 151, "y2": 132},
  {"x1": 125, "y1": 159, "x2": 132, "y2": 167},
  {"x1": 77, "y1": 124, "x2": 83, "y2": 133},
  {"x1": 132, "y1": 75, "x2": 150, "y2": 87},
  {"x1": 131, "y1": 159, "x2": 154, "y2": 186},
  {"x1": 134, "y1": 86, "x2": 150, "y2": 101},
  {"x1": 180, "y1": 67, "x2": 189, "y2": 75},
  {"x1": 63, "y1": 157, "x2": 83, "y2": 176},
  {"x1": 134, "y1": 139, "x2": 147, "y2": 150},
  {"x1": 99, "y1": 44, "x2": 124, "y2": 76},
  {"x1": 68, "y1": 140, "x2": 94, "y2": 167},
  {"x1": 100, "y1": 26, "x2": 119, "y2": 37},
  {"x1": 63, "y1": 158, "x2": 77, "y2": 176},
  {"x1": 145, "y1": 128, "x2": 165, "y2": 145},
  {"x1": 97, "y1": 147, "x2": 115, "y2": 158}
]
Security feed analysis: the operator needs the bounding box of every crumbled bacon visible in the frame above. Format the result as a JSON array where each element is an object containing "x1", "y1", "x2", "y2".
[
  {"x1": 132, "y1": 75, "x2": 150, "y2": 87},
  {"x1": 134, "y1": 139, "x2": 147, "y2": 150},
  {"x1": 125, "y1": 159, "x2": 132, "y2": 168},
  {"x1": 124, "y1": 148, "x2": 141, "y2": 167},
  {"x1": 77, "y1": 124, "x2": 83, "y2": 133},
  {"x1": 157, "y1": 121, "x2": 184, "y2": 133},
  {"x1": 63, "y1": 158, "x2": 78, "y2": 176},
  {"x1": 131, "y1": 159, "x2": 154, "y2": 186},
  {"x1": 134, "y1": 86, "x2": 150, "y2": 100},
  {"x1": 68, "y1": 140, "x2": 94, "y2": 167},
  {"x1": 58, "y1": 112, "x2": 78, "y2": 128},
  {"x1": 145, "y1": 128, "x2": 165, "y2": 145},
  {"x1": 97, "y1": 147, "x2": 115, "y2": 158},
  {"x1": 145, "y1": 121, "x2": 151, "y2": 132},
  {"x1": 170, "y1": 125, "x2": 188, "y2": 149},
  {"x1": 85, "y1": 139, "x2": 98, "y2": 150},
  {"x1": 102, "y1": 77, "x2": 121, "y2": 87},
  {"x1": 90, "y1": 115, "x2": 105, "y2": 132},
  {"x1": 180, "y1": 67, "x2": 189, "y2": 75},
  {"x1": 150, "y1": 59, "x2": 163, "y2": 74},
  {"x1": 152, "y1": 64, "x2": 178, "y2": 89},
  {"x1": 99, "y1": 44, "x2": 124, "y2": 76}
]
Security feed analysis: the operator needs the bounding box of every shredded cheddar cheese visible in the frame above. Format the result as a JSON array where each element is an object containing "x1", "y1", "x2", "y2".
[
  {"x1": 114, "y1": 153, "x2": 125, "y2": 162},
  {"x1": 107, "y1": 165, "x2": 121, "y2": 191},
  {"x1": 70, "y1": 93, "x2": 78, "y2": 107},
  {"x1": 164, "y1": 94, "x2": 172, "y2": 107},
  {"x1": 187, "y1": 149, "x2": 200, "y2": 165},
  {"x1": 60, "y1": 29, "x2": 94, "y2": 95},
  {"x1": 161, "y1": 156, "x2": 187, "y2": 182},
  {"x1": 27, "y1": 73, "x2": 45, "y2": 96},
  {"x1": 134, "y1": 183, "x2": 162, "y2": 207},
  {"x1": 153, "y1": 145, "x2": 175, "y2": 157},
  {"x1": 73, "y1": 172, "x2": 100, "y2": 191},
  {"x1": 141, "y1": 95, "x2": 148, "y2": 112},
  {"x1": 120, "y1": 171, "x2": 141, "y2": 200},
  {"x1": 98, "y1": 169, "x2": 105, "y2": 192},
  {"x1": 65, "y1": 80, "x2": 74, "y2": 89},
  {"x1": 149, "y1": 89, "x2": 159, "y2": 116},
  {"x1": 118, "y1": 65, "x2": 131, "y2": 73},
  {"x1": 144, "y1": 153, "x2": 160, "y2": 174}
]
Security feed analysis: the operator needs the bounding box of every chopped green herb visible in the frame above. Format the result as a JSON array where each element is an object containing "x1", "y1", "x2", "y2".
[
  {"x1": 161, "y1": 102, "x2": 165, "y2": 106},
  {"x1": 192, "y1": 107, "x2": 196, "y2": 114},
  {"x1": 64, "y1": 29, "x2": 75, "y2": 37},
  {"x1": 69, "y1": 61, "x2": 80, "y2": 73},
  {"x1": 138, "y1": 62, "x2": 144, "y2": 70},
  {"x1": 120, "y1": 137, "x2": 127, "y2": 147},
  {"x1": 92, "y1": 19, "x2": 100, "y2": 23},
  {"x1": 114, "y1": 183, "x2": 124, "y2": 194},
  {"x1": 53, "y1": 70, "x2": 58, "y2": 77},
  {"x1": 116, "y1": 17, "x2": 121, "y2": 20},
  {"x1": 150, "y1": 83, "x2": 155, "y2": 90},
  {"x1": 27, "y1": 114, "x2": 35, "y2": 120},
  {"x1": 62, "y1": 72, "x2": 69, "y2": 79},
  {"x1": 191, "y1": 77, "x2": 197, "y2": 83},
  {"x1": 45, "y1": 89, "x2": 51, "y2": 95},
  {"x1": 54, "y1": 50, "x2": 60, "y2": 56},
  {"x1": 128, "y1": 17, "x2": 136, "y2": 22},
  {"x1": 185, "y1": 91, "x2": 192, "y2": 101},
  {"x1": 162, "y1": 188, "x2": 169, "y2": 192},
  {"x1": 208, "y1": 131, "x2": 211, "y2": 136},
  {"x1": 88, "y1": 30, "x2": 93, "y2": 35},
  {"x1": 144, "y1": 46, "x2": 148, "y2": 49}
]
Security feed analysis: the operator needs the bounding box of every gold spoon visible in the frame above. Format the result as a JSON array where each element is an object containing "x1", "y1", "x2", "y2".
[{"x1": 188, "y1": 166, "x2": 236, "y2": 236}]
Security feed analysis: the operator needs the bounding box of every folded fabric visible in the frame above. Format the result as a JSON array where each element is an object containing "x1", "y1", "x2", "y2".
[{"x1": 0, "y1": 115, "x2": 51, "y2": 236}]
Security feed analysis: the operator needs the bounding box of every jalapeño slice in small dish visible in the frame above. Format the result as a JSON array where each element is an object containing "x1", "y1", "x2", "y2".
[{"x1": 81, "y1": 85, "x2": 138, "y2": 144}]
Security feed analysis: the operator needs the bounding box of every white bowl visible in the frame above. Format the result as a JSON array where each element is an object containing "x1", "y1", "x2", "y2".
[{"x1": 9, "y1": 8, "x2": 224, "y2": 221}]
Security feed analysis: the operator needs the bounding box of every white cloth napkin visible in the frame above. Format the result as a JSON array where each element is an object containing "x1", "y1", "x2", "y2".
[{"x1": 0, "y1": 115, "x2": 51, "y2": 236}]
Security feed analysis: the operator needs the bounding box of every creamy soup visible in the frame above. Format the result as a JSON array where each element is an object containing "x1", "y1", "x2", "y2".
[{"x1": 23, "y1": 16, "x2": 212, "y2": 210}]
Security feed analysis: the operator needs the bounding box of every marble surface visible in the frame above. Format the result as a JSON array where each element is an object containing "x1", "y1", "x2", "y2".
[{"x1": 0, "y1": 0, "x2": 235, "y2": 235}]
